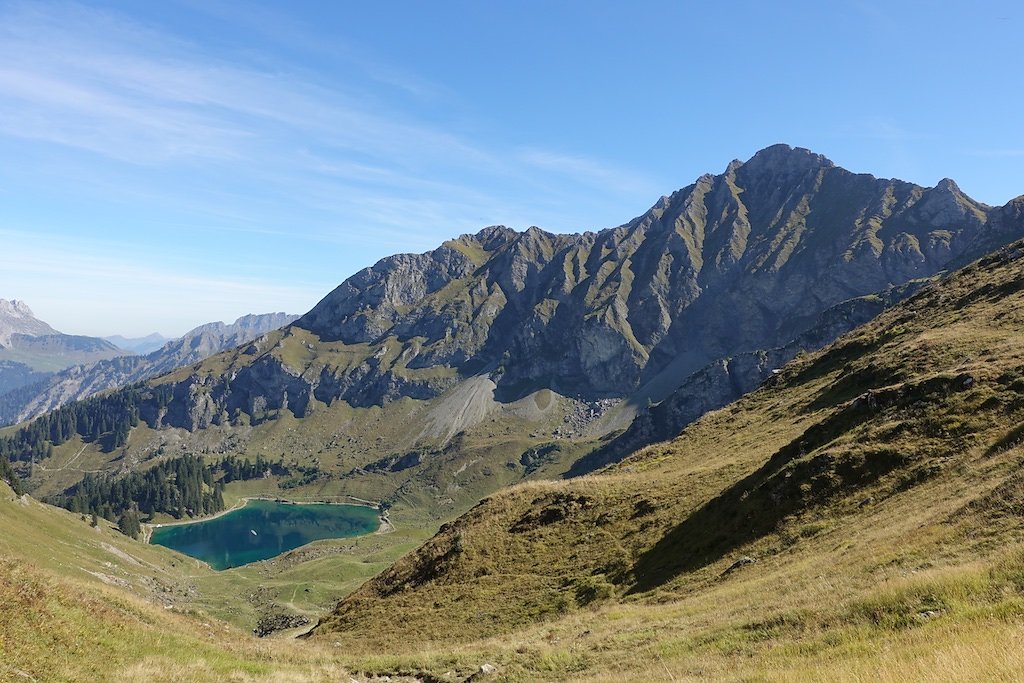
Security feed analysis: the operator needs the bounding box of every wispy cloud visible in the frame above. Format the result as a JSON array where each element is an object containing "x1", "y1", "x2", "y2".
[
  {"x1": 175, "y1": 0, "x2": 446, "y2": 100},
  {"x1": 518, "y1": 149, "x2": 656, "y2": 196},
  {"x1": 0, "y1": 1, "x2": 487, "y2": 170},
  {"x1": 0, "y1": 1, "x2": 662, "y2": 334},
  {"x1": 0, "y1": 1, "x2": 648, "y2": 196}
]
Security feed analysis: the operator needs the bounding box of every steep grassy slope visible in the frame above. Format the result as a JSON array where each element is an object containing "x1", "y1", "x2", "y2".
[
  {"x1": 0, "y1": 470, "x2": 428, "y2": 643},
  {"x1": 6, "y1": 480, "x2": 1024, "y2": 683},
  {"x1": 0, "y1": 481, "x2": 363, "y2": 682},
  {"x1": 306, "y1": 239, "x2": 1024, "y2": 679}
]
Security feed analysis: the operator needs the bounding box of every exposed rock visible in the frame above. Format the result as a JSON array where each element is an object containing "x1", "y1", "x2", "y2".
[
  {"x1": 0, "y1": 299, "x2": 59, "y2": 346},
  {"x1": 465, "y1": 663, "x2": 497, "y2": 681},
  {"x1": 721, "y1": 556, "x2": 756, "y2": 577},
  {"x1": 253, "y1": 611, "x2": 310, "y2": 637},
  {"x1": 365, "y1": 450, "x2": 424, "y2": 474},
  {"x1": 566, "y1": 286, "x2": 922, "y2": 476},
  {"x1": 24, "y1": 147, "x2": 1024, "y2": 488}
]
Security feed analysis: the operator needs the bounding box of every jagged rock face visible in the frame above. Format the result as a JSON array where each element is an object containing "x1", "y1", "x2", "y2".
[
  {"x1": 144, "y1": 313, "x2": 298, "y2": 377},
  {"x1": 108, "y1": 145, "x2": 1024, "y2": 435},
  {"x1": 962, "y1": 195, "x2": 1024, "y2": 264},
  {"x1": 289, "y1": 145, "x2": 999, "y2": 401},
  {"x1": 0, "y1": 300, "x2": 59, "y2": 347},
  {"x1": 300, "y1": 245, "x2": 485, "y2": 343}
]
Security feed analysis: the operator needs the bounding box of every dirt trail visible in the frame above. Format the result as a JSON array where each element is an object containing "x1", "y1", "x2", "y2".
[{"x1": 35, "y1": 444, "x2": 104, "y2": 474}]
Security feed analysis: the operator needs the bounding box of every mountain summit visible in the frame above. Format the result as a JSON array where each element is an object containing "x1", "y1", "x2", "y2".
[
  {"x1": 0, "y1": 299, "x2": 59, "y2": 347},
  {"x1": 0, "y1": 300, "x2": 123, "y2": 397},
  {"x1": 288, "y1": 143, "x2": 996, "y2": 409},
  {"x1": 15, "y1": 144, "x2": 1024, "y2": 517}
]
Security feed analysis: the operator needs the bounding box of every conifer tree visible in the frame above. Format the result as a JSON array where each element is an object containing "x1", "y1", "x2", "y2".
[{"x1": 117, "y1": 507, "x2": 141, "y2": 539}]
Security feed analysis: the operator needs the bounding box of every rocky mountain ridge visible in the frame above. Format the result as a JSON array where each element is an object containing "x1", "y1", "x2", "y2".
[
  {"x1": 0, "y1": 312, "x2": 297, "y2": 426},
  {"x1": 137, "y1": 145, "x2": 1019, "y2": 443},
  {"x1": 0, "y1": 300, "x2": 125, "y2": 397},
  {"x1": 0, "y1": 299, "x2": 59, "y2": 346},
  {"x1": 104, "y1": 333, "x2": 169, "y2": 355}
]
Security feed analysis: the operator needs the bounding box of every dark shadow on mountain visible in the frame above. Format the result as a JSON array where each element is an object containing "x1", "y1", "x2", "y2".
[
  {"x1": 627, "y1": 370, "x2": 982, "y2": 593},
  {"x1": 628, "y1": 436, "x2": 909, "y2": 594}
]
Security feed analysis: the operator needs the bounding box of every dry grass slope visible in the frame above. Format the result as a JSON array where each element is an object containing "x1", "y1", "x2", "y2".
[
  {"x1": 0, "y1": 481, "x2": 359, "y2": 683},
  {"x1": 307, "y1": 240, "x2": 1024, "y2": 679}
]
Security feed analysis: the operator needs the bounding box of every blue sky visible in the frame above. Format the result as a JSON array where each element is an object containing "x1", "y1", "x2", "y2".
[{"x1": 0, "y1": 0, "x2": 1020, "y2": 337}]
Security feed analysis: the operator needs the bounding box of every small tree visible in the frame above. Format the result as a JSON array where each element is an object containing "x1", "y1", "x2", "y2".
[{"x1": 117, "y1": 507, "x2": 141, "y2": 539}]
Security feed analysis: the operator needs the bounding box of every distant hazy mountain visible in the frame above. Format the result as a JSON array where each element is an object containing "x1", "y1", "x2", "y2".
[
  {"x1": 0, "y1": 299, "x2": 124, "y2": 395},
  {"x1": 0, "y1": 360, "x2": 50, "y2": 399},
  {"x1": 137, "y1": 313, "x2": 298, "y2": 378},
  {"x1": 0, "y1": 299, "x2": 59, "y2": 346},
  {"x1": 0, "y1": 312, "x2": 297, "y2": 426},
  {"x1": 104, "y1": 333, "x2": 169, "y2": 355}
]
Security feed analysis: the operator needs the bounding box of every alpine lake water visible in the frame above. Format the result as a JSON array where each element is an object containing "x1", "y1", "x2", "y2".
[{"x1": 149, "y1": 499, "x2": 380, "y2": 570}]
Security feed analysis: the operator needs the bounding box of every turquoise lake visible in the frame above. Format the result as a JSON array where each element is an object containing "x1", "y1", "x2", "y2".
[{"x1": 149, "y1": 499, "x2": 380, "y2": 570}]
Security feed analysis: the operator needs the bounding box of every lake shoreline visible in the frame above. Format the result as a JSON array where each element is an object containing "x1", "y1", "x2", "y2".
[
  {"x1": 142, "y1": 494, "x2": 386, "y2": 544},
  {"x1": 148, "y1": 497, "x2": 384, "y2": 570}
]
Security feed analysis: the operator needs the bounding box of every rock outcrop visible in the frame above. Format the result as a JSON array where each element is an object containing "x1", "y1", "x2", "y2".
[
  {"x1": 0, "y1": 299, "x2": 59, "y2": 346},
  {"x1": 133, "y1": 145, "x2": 1021, "y2": 441}
]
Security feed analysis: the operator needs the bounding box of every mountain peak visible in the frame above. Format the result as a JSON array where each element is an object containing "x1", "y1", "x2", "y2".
[
  {"x1": 0, "y1": 298, "x2": 60, "y2": 347},
  {"x1": 741, "y1": 143, "x2": 835, "y2": 174},
  {"x1": 724, "y1": 159, "x2": 744, "y2": 174},
  {"x1": 455, "y1": 225, "x2": 519, "y2": 253},
  {"x1": 0, "y1": 298, "x2": 36, "y2": 317}
]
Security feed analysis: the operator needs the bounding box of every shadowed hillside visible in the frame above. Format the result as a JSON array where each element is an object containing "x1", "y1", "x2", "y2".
[{"x1": 308, "y1": 238, "x2": 1024, "y2": 683}]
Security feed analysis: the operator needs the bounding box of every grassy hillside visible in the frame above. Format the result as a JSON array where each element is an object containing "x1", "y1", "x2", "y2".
[
  {"x1": 8, "y1": 239, "x2": 1024, "y2": 680},
  {"x1": 0, "y1": 471, "x2": 427, "y2": 647},
  {"x1": 0, "y1": 481, "x2": 362, "y2": 682},
  {"x1": 0, "y1": 334, "x2": 124, "y2": 372},
  {"x1": 305, "y1": 240, "x2": 1024, "y2": 679}
]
